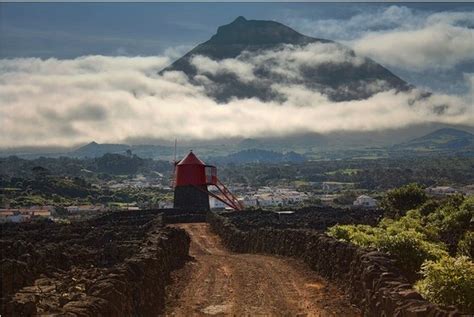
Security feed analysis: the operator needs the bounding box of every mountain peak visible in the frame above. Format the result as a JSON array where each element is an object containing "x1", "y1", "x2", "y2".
[
  {"x1": 209, "y1": 16, "x2": 314, "y2": 45},
  {"x1": 163, "y1": 17, "x2": 410, "y2": 102},
  {"x1": 232, "y1": 16, "x2": 247, "y2": 24}
]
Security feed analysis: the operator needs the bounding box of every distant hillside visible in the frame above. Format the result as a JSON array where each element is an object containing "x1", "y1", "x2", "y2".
[
  {"x1": 72, "y1": 142, "x2": 174, "y2": 159},
  {"x1": 394, "y1": 128, "x2": 474, "y2": 152},
  {"x1": 72, "y1": 141, "x2": 131, "y2": 158},
  {"x1": 0, "y1": 153, "x2": 170, "y2": 178},
  {"x1": 209, "y1": 149, "x2": 306, "y2": 164}
]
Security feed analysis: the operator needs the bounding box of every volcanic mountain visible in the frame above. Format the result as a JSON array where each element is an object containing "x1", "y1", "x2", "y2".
[{"x1": 161, "y1": 16, "x2": 411, "y2": 102}]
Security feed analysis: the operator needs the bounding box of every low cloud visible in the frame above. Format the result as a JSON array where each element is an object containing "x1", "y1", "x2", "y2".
[
  {"x1": 191, "y1": 42, "x2": 365, "y2": 83},
  {"x1": 284, "y1": 6, "x2": 474, "y2": 72},
  {"x1": 191, "y1": 55, "x2": 256, "y2": 82},
  {"x1": 0, "y1": 52, "x2": 472, "y2": 148},
  {"x1": 352, "y1": 14, "x2": 474, "y2": 71},
  {"x1": 285, "y1": 5, "x2": 421, "y2": 41}
]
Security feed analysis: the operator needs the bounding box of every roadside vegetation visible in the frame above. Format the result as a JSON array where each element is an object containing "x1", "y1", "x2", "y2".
[{"x1": 328, "y1": 184, "x2": 474, "y2": 312}]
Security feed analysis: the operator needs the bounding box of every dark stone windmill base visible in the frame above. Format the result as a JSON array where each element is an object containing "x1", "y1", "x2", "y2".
[{"x1": 173, "y1": 185, "x2": 210, "y2": 212}]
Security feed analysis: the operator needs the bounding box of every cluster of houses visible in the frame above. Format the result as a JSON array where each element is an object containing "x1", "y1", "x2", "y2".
[
  {"x1": 0, "y1": 204, "x2": 109, "y2": 223},
  {"x1": 105, "y1": 183, "x2": 472, "y2": 212},
  {"x1": 424, "y1": 185, "x2": 474, "y2": 197},
  {"x1": 106, "y1": 173, "x2": 168, "y2": 190},
  {"x1": 0, "y1": 206, "x2": 54, "y2": 223},
  {"x1": 238, "y1": 187, "x2": 309, "y2": 208},
  {"x1": 353, "y1": 195, "x2": 378, "y2": 208},
  {"x1": 207, "y1": 185, "x2": 381, "y2": 210},
  {"x1": 2, "y1": 183, "x2": 472, "y2": 222},
  {"x1": 206, "y1": 186, "x2": 310, "y2": 210}
]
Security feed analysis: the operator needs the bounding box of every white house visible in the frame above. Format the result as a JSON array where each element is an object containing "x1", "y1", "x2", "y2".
[
  {"x1": 240, "y1": 196, "x2": 258, "y2": 207},
  {"x1": 158, "y1": 200, "x2": 173, "y2": 209},
  {"x1": 353, "y1": 195, "x2": 378, "y2": 208},
  {"x1": 256, "y1": 194, "x2": 284, "y2": 207},
  {"x1": 66, "y1": 205, "x2": 104, "y2": 213},
  {"x1": 461, "y1": 185, "x2": 474, "y2": 196},
  {"x1": 425, "y1": 186, "x2": 457, "y2": 196},
  {"x1": 209, "y1": 196, "x2": 227, "y2": 210}
]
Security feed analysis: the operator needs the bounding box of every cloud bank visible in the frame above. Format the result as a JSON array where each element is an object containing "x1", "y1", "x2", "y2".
[
  {"x1": 0, "y1": 45, "x2": 472, "y2": 147},
  {"x1": 352, "y1": 11, "x2": 474, "y2": 71},
  {"x1": 284, "y1": 6, "x2": 474, "y2": 72}
]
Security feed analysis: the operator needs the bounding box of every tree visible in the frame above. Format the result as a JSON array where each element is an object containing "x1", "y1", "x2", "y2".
[
  {"x1": 381, "y1": 183, "x2": 427, "y2": 218},
  {"x1": 334, "y1": 191, "x2": 357, "y2": 206},
  {"x1": 32, "y1": 166, "x2": 50, "y2": 179}
]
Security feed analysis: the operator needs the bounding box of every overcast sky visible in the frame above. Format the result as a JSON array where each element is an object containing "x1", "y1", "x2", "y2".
[{"x1": 0, "y1": 3, "x2": 473, "y2": 147}]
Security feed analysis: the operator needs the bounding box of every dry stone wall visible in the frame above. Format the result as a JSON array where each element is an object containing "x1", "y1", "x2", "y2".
[
  {"x1": 1, "y1": 211, "x2": 190, "y2": 316},
  {"x1": 207, "y1": 212, "x2": 462, "y2": 316}
]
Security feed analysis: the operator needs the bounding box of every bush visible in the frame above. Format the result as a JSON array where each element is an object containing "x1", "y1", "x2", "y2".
[
  {"x1": 419, "y1": 199, "x2": 440, "y2": 216},
  {"x1": 380, "y1": 209, "x2": 439, "y2": 241},
  {"x1": 427, "y1": 196, "x2": 473, "y2": 252},
  {"x1": 329, "y1": 190, "x2": 473, "y2": 311},
  {"x1": 416, "y1": 256, "x2": 474, "y2": 313},
  {"x1": 375, "y1": 231, "x2": 447, "y2": 279},
  {"x1": 328, "y1": 224, "x2": 447, "y2": 279},
  {"x1": 327, "y1": 224, "x2": 383, "y2": 247},
  {"x1": 381, "y1": 183, "x2": 427, "y2": 218}
]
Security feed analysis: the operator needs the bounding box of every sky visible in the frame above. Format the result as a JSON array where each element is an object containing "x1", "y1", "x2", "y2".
[{"x1": 0, "y1": 3, "x2": 473, "y2": 147}]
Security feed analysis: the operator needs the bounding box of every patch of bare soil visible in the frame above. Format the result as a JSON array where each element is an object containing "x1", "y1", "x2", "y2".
[{"x1": 164, "y1": 223, "x2": 360, "y2": 316}]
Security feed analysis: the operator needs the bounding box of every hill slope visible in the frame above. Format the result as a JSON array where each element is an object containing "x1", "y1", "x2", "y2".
[
  {"x1": 72, "y1": 142, "x2": 174, "y2": 159},
  {"x1": 162, "y1": 16, "x2": 410, "y2": 102},
  {"x1": 395, "y1": 128, "x2": 474, "y2": 151},
  {"x1": 209, "y1": 148, "x2": 306, "y2": 164}
]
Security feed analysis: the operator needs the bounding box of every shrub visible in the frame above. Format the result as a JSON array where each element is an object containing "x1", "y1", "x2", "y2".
[
  {"x1": 416, "y1": 256, "x2": 474, "y2": 313},
  {"x1": 419, "y1": 199, "x2": 440, "y2": 216},
  {"x1": 328, "y1": 224, "x2": 447, "y2": 279},
  {"x1": 381, "y1": 210, "x2": 434, "y2": 238},
  {"x1": 427, "y1": 196, "x2": 474, "y2": 251},
  {"x1": 458, "y1": 231, "x2": 474, "y2": 259},
  {"x1": 327, "y1": 224, "x2": 383, "y2": 247},
  {"x1": 327, "y1": 225, "x2": 351, "y2": 241},
  {"x1": 374, "y1": 231, "x2": 447, "y2": 279},
  {"x1": 328, "y1": 189, "x2": 473, "y2": 311}
]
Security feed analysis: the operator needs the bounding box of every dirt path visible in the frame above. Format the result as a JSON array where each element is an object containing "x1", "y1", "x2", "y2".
[{"x1": 164, "y1": 223, "x2": 360, "y2": 317}]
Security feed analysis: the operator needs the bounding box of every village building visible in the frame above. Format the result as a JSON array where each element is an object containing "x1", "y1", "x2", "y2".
[
  {"x1": 158, "y1": 200, "x2": 174, "y2": 209},
  {"x1": 209, "y1": 196, "x2": 228, "y2": 210},
  {"x1": 66, "y1": 205, "x2": 105, "y2": 213},
  {"x1": 0, "y1": 206, "x2": 54, "y2": 223},
  {"x1": 461, "y1": 184, "x2": 474, "y2": 196},
  {"x1": 425, "y1": 186, "x2": 457, "y2": 196},
  {"x1": 353, "y1": 195, "x2": 378, "y2": 209}
]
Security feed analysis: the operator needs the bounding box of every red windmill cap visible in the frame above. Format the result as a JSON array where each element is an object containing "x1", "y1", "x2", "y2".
[{"x1": 177, "y1": 151, "x2": 206, "y2": 166}]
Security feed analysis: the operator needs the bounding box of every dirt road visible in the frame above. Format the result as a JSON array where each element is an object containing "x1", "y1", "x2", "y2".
[{"x1": 164, "y1": 223, "x2": 360, "y2": 316}]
